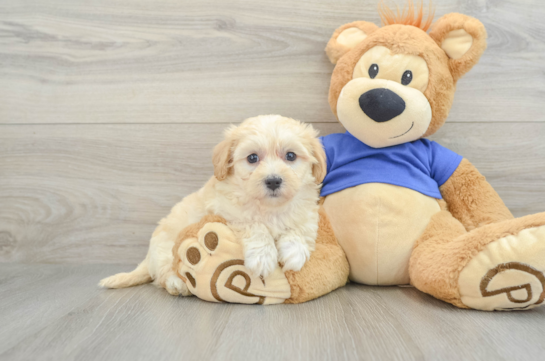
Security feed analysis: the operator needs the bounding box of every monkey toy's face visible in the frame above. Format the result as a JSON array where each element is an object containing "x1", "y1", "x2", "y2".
[{"x1": 326, "y1": 14, "x2": 487, "y2": 148}]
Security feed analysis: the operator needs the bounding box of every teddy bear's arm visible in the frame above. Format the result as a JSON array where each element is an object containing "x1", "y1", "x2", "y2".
[{"x1": 439, "y1": 158, "x2": 514, "y2": 231}]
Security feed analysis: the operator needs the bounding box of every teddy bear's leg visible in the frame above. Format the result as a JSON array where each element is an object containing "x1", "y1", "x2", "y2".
[
  {"x1": 283, "y1": 207, "x2": 350, "y2": 304},
  {"x1": 410, "y1": 209, "x2": 545, "y2": 311},
  {"x1": 174, "y1": 221, "x2": 292, "y2": 305},
  {"x1": 172, "y1": 208, "x2": 348, "y2": 305}
]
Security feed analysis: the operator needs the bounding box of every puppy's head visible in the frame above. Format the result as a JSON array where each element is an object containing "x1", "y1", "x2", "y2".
[{"x1": 212, "y1": 115, "x2": 326, "y2": 207}]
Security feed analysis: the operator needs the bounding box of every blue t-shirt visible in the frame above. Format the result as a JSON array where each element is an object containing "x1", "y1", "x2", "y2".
[{"x1": 320, "y1": 132, "x2": 463, "y2": 199}]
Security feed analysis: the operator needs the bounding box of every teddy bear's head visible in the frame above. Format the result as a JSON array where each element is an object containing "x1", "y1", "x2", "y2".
[{"x1": 325, "y1": 3, "x2": 486, "y2": 148}]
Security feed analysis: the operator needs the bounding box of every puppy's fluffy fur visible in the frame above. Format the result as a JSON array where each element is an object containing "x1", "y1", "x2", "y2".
[{"x1": 99, "y1": 115, "x2": 327, "y2": 296}]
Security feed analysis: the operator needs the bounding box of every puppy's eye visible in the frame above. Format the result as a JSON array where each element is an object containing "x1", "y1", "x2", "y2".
[
  {"x1": 247, "y1": 154, "x2": 259, "y2": 164},
  {"x1": 401, "y1": 70, "x2": 412, "y2": 85},
  {"x1": 286, "y1": 152, "x2": 297, "y2": 161},
  {"x1": 368, "y1": 64, "x2": 379, "y2": 79}
]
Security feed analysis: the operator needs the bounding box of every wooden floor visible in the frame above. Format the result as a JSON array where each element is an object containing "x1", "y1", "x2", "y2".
[
  {"x1": 2, "y1": 0, "x2": 545, "y2": 359},
  {"x1": 0, "y1": 263, "x2": 544, "y2": 361}
]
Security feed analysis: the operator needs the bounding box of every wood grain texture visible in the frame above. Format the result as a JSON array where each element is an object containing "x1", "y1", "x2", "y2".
[
  {"x1": 1, "y1": 0, "x2": 545, "y2": 124},
  {"x1": 1, "y1": 122, "x2": 544, "y2": 264},
  {"x1": 1, "y1": 263, "x2": 545, "y2": 361},
  {"x1": 2, "y1": 1, "x2": 545, "y2": 359}
]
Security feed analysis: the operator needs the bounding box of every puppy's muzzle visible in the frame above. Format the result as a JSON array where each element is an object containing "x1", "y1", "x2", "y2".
[
  {"x1": 265, "y1": 176, "x2": 283, "y2": 191},
  {"x1": 359, "y1": 88, "x2": 406, "y2": 123}
]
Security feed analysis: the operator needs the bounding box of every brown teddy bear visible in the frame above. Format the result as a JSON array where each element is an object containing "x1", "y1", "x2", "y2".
[
  {"x1": 168, "y1": 3, "x2": 545, "y2": 310},
  {"x1": 170, "y1": 207, "x2": 348, "y2": 304},
  {"x1": 320, "y1": 3, "x2": 545, "y2": 310}
]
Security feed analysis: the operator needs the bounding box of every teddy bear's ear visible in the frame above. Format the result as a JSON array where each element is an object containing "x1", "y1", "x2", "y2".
[
  {"x1": 429, "y1": 13, "x2": 487, "y2": 81},
  {"x1": 325, "y1": 21, "x2": 379, "y2": 64}
]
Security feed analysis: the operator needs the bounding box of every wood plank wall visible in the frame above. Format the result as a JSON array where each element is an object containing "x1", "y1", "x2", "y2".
[{"x1": 1, "y1": 0, "x2": 544, "y2": 264}]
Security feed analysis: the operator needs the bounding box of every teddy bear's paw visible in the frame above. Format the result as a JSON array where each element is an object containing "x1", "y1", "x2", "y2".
[
  {"x1": 175, "y1": 222, "x2": 291, "y2": 305},
  {"x1": 458, "y1": 225, "x2": 545, "y2": 311},
  {"x1": 278, "y1": 238, "x2": 310, "y2": 272}
]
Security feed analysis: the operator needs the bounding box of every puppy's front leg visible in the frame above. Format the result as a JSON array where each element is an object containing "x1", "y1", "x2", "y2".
[
  {"x1": 277, "y1": 230, "x2": 316, "y2": 272},
  {"x1": 242, "y1": 223, "x2": 278, "y2": 278}
]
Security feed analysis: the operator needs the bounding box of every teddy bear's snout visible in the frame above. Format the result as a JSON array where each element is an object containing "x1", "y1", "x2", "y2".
[{"x1": 358, "y1": 88, "x2": 406, "y2": 123}]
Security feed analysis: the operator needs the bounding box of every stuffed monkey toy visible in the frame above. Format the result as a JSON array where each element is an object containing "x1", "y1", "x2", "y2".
[{"x1": 321, "y1": 3, "x2": 545, "y2": 310}]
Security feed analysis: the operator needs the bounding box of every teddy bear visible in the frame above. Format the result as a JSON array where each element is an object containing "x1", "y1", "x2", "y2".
[
  {"x1": 166, "y1": 3, "x2": 545, "y2": 310},
  {"x1": 170, "y1": 206, "x2": 349, "y2": 304},
  {"x1": 320, "y1": 3, "x2": 545, "y2": 311}
]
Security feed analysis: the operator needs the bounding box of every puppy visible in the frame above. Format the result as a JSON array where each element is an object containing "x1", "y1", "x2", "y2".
[{"x1": 99, "y1": 115, "x2": 327, "y2": 296}]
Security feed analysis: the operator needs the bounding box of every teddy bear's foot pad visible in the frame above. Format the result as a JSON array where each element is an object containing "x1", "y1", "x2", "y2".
[
  {"x1": 175, "y1": 222, "x2": 291, "y2": 305},
  {"x1": 459, "y1": 225, "x2": 545, "y2": 311}
]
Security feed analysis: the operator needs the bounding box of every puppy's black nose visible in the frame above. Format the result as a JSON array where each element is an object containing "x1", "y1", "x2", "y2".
[
  {"x1": 359, "y1": 88, "x2": 405, "y2": 123},
  {"x1": 265, "y1": 176, "x2": 282, "y2": 191}
]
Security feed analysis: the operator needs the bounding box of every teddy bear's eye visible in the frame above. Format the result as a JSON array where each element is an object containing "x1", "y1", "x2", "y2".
[
  {"x1": 401, "y1": 70, "x2": 413, "y2": 85},
  {"x1": 368, "y1": 64, "x2": 379, "y2": 79}
]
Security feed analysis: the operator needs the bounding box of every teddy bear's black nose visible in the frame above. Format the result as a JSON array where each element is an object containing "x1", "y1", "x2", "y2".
[{"x1": 359, "y1": 88, "x2": 406, "y2": 123}]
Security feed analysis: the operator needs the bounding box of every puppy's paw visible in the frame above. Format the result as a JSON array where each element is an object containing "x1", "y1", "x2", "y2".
[
  {"x1": 244, "y1": 243, "x2": 278, "y2": 279},
  {"x1": 165, "y1": 274, "x2": 191, "y2": 296},
  {"x1": 278, "y1": 237, "x2": 310, "y2": 272}
]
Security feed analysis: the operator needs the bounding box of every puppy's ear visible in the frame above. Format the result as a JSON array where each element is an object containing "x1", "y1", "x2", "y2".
[
  {"x1": 429, "y1": 13, "x2": 487, "y2": 82},
  {"x1": 212, "y1": 139, "x2": 233, "y2": 181},
  {"x1": 310, "y1": 138, "x2": 327, "y2": 184},
  {"x1": 325, "y1": 21, "x2": 379, "y2": 64}
]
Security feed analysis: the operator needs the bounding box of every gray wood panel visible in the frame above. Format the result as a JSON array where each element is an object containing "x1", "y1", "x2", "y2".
[
  {"x1": 1, "y1": 263, "x2": 545, "y2": 361},
  {"x1": 2, "y1": 1, "x2": 545, "y2": 357},
  {"x1": 1, "y1": 0, "x2": 544, "y2": 124},
  {"x1": 1, "y1": 122, "x2": 544, "y2": 264}
]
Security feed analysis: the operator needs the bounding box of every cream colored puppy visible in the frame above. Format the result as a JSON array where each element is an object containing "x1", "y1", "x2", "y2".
[{"x1": 99, "y1": 115, "x2": 326, "y2": 296}]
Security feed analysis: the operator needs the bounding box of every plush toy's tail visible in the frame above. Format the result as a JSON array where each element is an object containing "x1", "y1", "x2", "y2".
[{"x1": 98, "y1": 259, "x2": 152, "y2": 289}]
